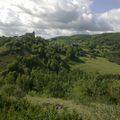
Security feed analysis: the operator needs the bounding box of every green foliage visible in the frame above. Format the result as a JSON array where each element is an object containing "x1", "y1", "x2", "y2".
[
  {"x1": 0, "y1": 96, "x2": 83, "y2": 120},
  {"x1": 70, "y1": 78, "x2": 120, "y2": 105},
  {"x1": 0, "y1": 32, "x2": 120, "y2": 119}
]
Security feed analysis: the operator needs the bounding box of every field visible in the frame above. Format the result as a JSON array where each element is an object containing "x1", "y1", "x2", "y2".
[
  {"x1": 71, "y1": 57, "x2": 120, "y2": 74},
  {"x1": 27, "y1": 96, "x2": 120, "y2": 120}
]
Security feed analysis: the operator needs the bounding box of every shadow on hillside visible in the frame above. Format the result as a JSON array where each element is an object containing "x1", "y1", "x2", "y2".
[{"x1": 73, "y1": 57, "x2": 85, "y2": 63}]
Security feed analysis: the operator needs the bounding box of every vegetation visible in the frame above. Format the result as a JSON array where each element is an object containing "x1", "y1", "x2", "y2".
[
  {"x1": 0, "y1": 95, "x2": 84, "y2": 120},
  {"x1": 0, "y1": 32, "x2": 120, "y2": 119}
]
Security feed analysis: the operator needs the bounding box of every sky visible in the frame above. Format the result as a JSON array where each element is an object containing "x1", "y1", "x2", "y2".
[
  {"x1": 92, "y1": 0, "x2": 120, "y2": 13},
  {"x1": 0, "y1": 0, "x2": 120, "y2": 38}
]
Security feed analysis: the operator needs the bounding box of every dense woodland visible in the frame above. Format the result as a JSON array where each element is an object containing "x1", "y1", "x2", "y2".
[{"x1": 0, "y1": 32, "x2": 120, "y2": 120}]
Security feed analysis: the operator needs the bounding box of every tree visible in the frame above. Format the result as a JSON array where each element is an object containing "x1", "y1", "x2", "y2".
[
  {"x1": 16, "y1": 75, "x2": 33, "y2": 92},
  {"x1": 66, "y1": 47, "x2": 76, "y2": 60}
]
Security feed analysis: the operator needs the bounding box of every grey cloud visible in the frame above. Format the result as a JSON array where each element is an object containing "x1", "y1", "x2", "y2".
[{"x1": 0, "y1": 0, "x2": 119, "y2": 38}]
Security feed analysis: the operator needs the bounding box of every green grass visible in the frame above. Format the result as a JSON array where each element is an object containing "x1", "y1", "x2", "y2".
[
  {"x1": 26, "y1": 96, "x2": 120, "y2": 120},
  {"x1": 71, "y1": 57, "x2": 120, "y2": 74}
]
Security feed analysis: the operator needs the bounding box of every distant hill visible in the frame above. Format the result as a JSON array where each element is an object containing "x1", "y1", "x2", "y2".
[{"x1": 50, "y1": 33, "x2": 120, "y2": 45}]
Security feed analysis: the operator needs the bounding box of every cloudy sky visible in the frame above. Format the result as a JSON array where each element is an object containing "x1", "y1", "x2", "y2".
[{"x1": 0, "y1": 0, "x2": 120, "y2": 38}]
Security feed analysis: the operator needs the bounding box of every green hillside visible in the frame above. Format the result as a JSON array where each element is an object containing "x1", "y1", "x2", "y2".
[
  {"x1": 0, "y1": 32, "x2": 120, "y2": 120},
  {"x1": 71, "y1": 57, "x2": 120, "y2": 74},
  {"x1": 27, "y1": 96, "x2": 120, "y2": 120}
]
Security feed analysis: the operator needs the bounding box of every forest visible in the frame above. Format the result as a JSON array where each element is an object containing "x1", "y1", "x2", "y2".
[{"x1": 0, "y1": 32, "x2": 120, "y2": 120}]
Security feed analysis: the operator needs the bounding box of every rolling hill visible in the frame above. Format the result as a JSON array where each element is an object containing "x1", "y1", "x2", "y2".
[{"x1": 0, "y1": 32, "x2": 120, "y2": 120}]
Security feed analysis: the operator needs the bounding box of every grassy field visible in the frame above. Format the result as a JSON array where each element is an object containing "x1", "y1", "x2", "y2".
[
  {"x1": 71, "y1": 57, "x2": 120, "y2": 74},
  {"x1": 27, "y1": 96, "x2": 120, "y2": 120}
]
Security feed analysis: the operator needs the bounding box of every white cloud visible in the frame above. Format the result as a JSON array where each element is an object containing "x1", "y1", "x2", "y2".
[
  {"x1": 0, "y1": 0, "x2": 119, "y2": 38},
  {"x1": 100, "y1": 9, "x2": 120, "y2": 31}
]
